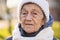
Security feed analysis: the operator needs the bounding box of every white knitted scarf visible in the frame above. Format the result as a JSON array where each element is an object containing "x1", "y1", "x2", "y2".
[{"x1": 12, "y1": 25, "x2": 54, "y2": 40}]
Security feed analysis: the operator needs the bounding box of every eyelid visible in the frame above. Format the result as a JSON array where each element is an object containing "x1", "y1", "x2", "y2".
[
  {"x1": 33, "y1": 12, "x2": 37, "y2": 15},
  {"x1": 22, "y1": 12, "x2": 27, "y2": 15},
  {"x1": 32, "y1": 9, "x2": 43, "y2": 15},
  {"x1": 32, "y1": 11, "x2": 38, "y2": 15},
  {"x1": 21, "y1": 10, "x2": 27, "y2": 15}
]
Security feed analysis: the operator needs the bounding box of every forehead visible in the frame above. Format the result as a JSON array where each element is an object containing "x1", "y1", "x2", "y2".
[{"x1": 21, "y1": 3, "x2": 42, "y2": 11}]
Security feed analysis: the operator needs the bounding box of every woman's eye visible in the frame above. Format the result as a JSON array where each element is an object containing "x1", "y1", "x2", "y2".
[
  {"x1": 33, "y1": 13, "x2": 37, "y2": 15},
  {"x1": 22, "y1": 13, "x2": 27, "y2": 15}
]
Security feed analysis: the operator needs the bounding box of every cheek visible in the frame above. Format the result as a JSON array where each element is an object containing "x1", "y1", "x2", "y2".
[
  {"x1": 33, "y1": 17, "x2": 43, "y2": 25},
  {"x1": 33, "y1": 17, "x2": 43, "y2": 31},
  {"x1": 20, "y1": 15, "x2": 26, "y2": 21},
  {"x1": 20, "y1": 16, "x2": 26, "y2": 26}
]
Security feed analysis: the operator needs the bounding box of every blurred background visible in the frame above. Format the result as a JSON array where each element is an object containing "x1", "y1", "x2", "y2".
[{"x1": 0, "y1": 0, "x2": 60, "y2": 40}]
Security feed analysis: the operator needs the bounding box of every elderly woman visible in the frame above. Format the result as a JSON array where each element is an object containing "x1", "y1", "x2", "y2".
[{"x1": 7, "y1": 0, "x2": 54, "y2": 40}]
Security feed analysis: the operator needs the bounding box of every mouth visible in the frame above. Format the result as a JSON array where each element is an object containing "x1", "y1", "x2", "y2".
[{"x1": 25, "y1": 24, "x2": 33, "y2": 26}]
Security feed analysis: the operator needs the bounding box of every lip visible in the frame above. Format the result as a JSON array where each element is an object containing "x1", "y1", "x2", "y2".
[{"x1": 25, "y1": 24, "x2": 33, "y2": 25}]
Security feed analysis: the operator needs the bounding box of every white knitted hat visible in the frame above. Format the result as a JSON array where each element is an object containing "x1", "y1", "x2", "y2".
[{"x1": 17, "y1": 0, "x2": 50, "y2": 23}]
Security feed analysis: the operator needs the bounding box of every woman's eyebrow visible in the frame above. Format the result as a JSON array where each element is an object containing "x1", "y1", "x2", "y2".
[
  {"x1": 32, "y1": 9, "x2": 40, "y2": 13},
  {"x1": 21, "y1": 8, "x2": 27, "y2": 12},
  {"x1": 32, "y1": 9, "x2": 44, "y2": 15}
]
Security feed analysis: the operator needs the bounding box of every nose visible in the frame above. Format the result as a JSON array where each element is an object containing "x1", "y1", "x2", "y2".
[{"x1": 26, "y1": 13, "x2": 32, "y2": 21}]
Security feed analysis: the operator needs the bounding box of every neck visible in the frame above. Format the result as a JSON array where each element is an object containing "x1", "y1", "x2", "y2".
[{"x1": 19, "y1": 24, "x2": 44, "y2": 37}]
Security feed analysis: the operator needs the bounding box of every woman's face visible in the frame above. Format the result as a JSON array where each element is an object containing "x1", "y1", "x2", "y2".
[{"x1": 20, "y1": 4, "x2": 45, "y2": 33}]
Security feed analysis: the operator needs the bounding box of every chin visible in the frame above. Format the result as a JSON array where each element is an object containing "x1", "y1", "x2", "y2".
[{"x1": 24, "y1": 29, "x2": 34, "y2": 33}]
